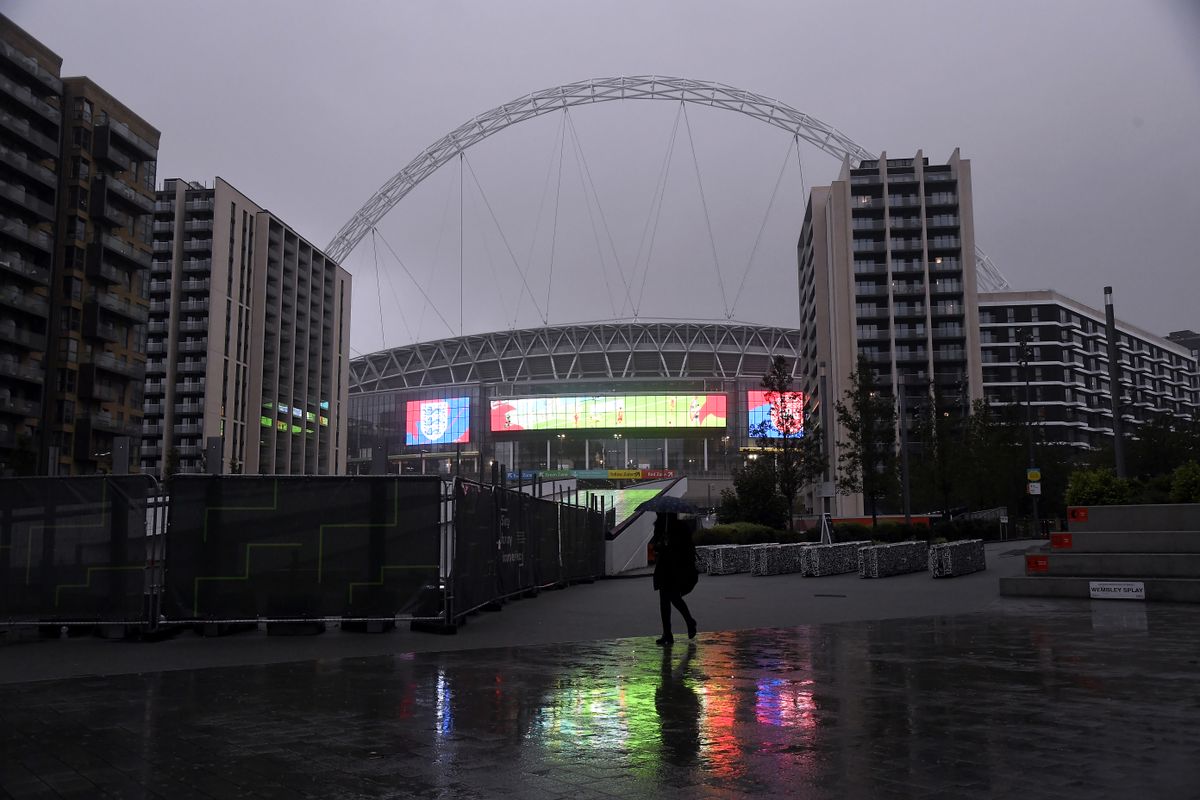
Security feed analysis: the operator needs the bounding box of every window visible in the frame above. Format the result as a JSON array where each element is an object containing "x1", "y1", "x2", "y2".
[
  {"x1": 61, "y1": 275, "x2": 82, "y2": 301},
  {"x1": 57, "y1": 400, "x2": 75, "y2": 425},
  {"x1": 59, "y1": 307, "x2": 81, "y2": 332},
  {"x1": 57, "y1": 368, "x2": 77, "y2": 393},
  {"x1": 71, "y1": 157, "x2": 90, "y2": 182},
  {"x1": 72, "y1": 127, "x2": 92, "y2": 150},
  {"x1": 69, "y1": 217, "x2": 86, "y2": 243},
  {"x1": 58, "y1": 337, "x2": 78, "y2": 364},
  {"x1": 74, "y1": 99, "x2": 93, "y2": 123}
]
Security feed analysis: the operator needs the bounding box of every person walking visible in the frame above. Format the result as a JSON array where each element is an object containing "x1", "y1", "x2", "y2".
[{"x1": 651, "y1": 512, "x2": 699, "y2": 646}]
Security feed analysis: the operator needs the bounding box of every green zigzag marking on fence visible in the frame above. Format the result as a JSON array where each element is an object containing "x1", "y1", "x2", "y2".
[
  {"x1": 316, "y1": 482, "x2": 401, "y2": 584},
  {"x1": 24, "y1": 479, "x2": 109, "y2": 585},
  {"x1": 347, "y1": 564, "x2": 440, "y2": 605},
  {"x1": 192, "y1": 541, "x2": 302, "y2": 616},
  {"x1": 54, "y1": 565, "x2": 144, "y2": 608},
  {"x1": 202, "y1": 479, "x2": 279, "y2": 542}
]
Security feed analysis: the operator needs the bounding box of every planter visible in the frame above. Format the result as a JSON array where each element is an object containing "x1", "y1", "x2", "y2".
[
  {"x1": 858, "y1": 541, "x2": 928, "y2": 578},
  {"x1": 929, "y1": 539, "x2": 986, "y2": 578},
  {"x1": 801, "y1": 541, "x2": 872, "y2": 577}
]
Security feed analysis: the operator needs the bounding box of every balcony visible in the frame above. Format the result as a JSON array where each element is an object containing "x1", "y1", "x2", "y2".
[
  {"x1": 0, "y1": 286, "x2": 49, "y2": 317},
  {"x1": 895, "y1": 348, "x2": 928, "y2": 362},
  {"x1": 891, "y1": 282, "x2": 925, "y2": 296},
  {"x1": 154, "y1": 200, "x2": 175, "y2": 214},
  {"x1": 99, "y1": 233, "x2": 153, "y2": 269},
  {"x1": 925, "y1": 194, "x2": 958, "y2": 207},
  {"x1": 894, "y1": 326, "x2": 927, "y2": 340},
  {"x1": 0, "y1": 110, "x2": 57, "y2": 157},
  {"x1": 0, "y1": 393, "x2": 39, "y2": 418},
  {"x1": 180, "y1": 278, "x2": 209, "y2": 293},
  {"x1": 0, "y1": 215, "x2": 52, "y2": 252},
  {"x1": 0, "y1": 144, "x2": 56, "y2": 188},
  {"x1": 178, "y1": 339, "x2": 207, "y2": 353},
  {"x1": 92, "y1": 351, "x2": 143, "y2": 379},
  {"x1": 176, "y1": 379, "x2": 206, "y2": 395},
  {"x1": 183, "y1": 258, "x2": 211, "y2": 273},
  {"x1": 173, "y1": 423, "x2": 204, "y2": 436},
  {"x1": 97, "y1": 174, "x2": 154, "y2": 214},
  {"x1": 83, "y1": 305, "x2": 121, "y2": 342},
  {"x1": 0, "y1": 321, "x2": 46, "y2": 350},
  {"x1": 184, "y1": 219, "x2": 214, "y2": 233},
  {"x1": 85, "y1": 250, "x2": 126, "y2": 285},
  {"x1": 85, "y1": 412, "x2": 141, "y2": 439},
  {"x1": 932, "y1": 303, "x2": 963, "y2": 317},
  {"x1": 179, "y1": 298, "x2": 209, "y2": 313},
  {"x1": 152, "y1": 220, "x2": 173, "y2": 234},
  {"x1": 147, "y1": 319, "x2": 168, "y2": 334},
  {"x1": 184, "y1": 198, "x2": 214, "y2": 214},
  {"x1": 887, "y1": 196, "x2": 921, "y2": 209},
  {"x1": 149, "y1": 299, "x2": 169, "y2": 315},
  {"x1": 934, "y1": 325, "x2": 965, "y2": 338},
  {"x1": 0, "y1": 355, "x2": 44, "y2": 384},
  {"x1": 149, "y1": 279, "x2": 171, "y2": 295},
  {"x1": 90, "y1": 291, "x2": 149, "y2": 324},
  {"x1": 937, "y1": 348, "x2": 967, "y2": 361},
  {"x1": 95, "y1": 115, "x2": 157, "y2": 160},
  {"x1": 928, "y1": 237, "x2": 961, "y2": 251},
  {"x1": 930, "y1": 281, "x2": 963, "y2": 295},
  {"x1": 0, "y1": 40, "x2": 63, "y2": 94},
  {"x1": 146, "y1": 341, "x2": 166, "y2": 355},
  {"x1": 183, "y1": 238, "x2": 212, "y2": 252},
  {"x1": 894, "y1": 304, "x2": 926, "y2": 318},
  {"x1": 143, "y1": 401, "x2": 165, "y2": 415},
  {"x1": 78, "y1": 367, "x2": 121, "y2": 403},
  {"x1": 144, "y1": 380, "x2": 166, "y2": 395},
  {"x1": 177, "y1": 359, "x2": 207, "y2": 374},
  {"x1": 0, "y1": 179, "x2": 54, "y2": 219},
  {"x1": 174, "y1": 403, "x2": 204, "y2": 415},
  {"x1": 853, "y1": 240, "x2": 885, "y2": 254},
  {"x1": 0, "y1": 253, "x2": 47, "y2": 290},
  {"x1": 151, "y1": 258, "x2": 172, "y2": 276},
  {"x1": 179, "y1": 319, "x2": 207, "y2": 333},
  {"x1": 92, "y1": 127, "x2": 132, "y2": 171}
]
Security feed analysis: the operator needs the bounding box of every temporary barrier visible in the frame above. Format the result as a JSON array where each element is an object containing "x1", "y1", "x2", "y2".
[
  {"x1": 165, "y1": 476, "x2": 444, "y2": 622},
  {"x1": 0, "y1": 475, "x2": 157, "y2": 626}
]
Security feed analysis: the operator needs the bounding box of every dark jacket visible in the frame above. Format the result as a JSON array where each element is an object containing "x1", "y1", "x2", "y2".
[{"x1": 652, "y1": 515, "x2": 699, "y2": 595}]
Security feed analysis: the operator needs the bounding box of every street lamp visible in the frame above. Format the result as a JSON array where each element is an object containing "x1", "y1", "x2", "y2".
[{"x1": 1017, "y1": 328, "x2": 1041, "y2": 536}]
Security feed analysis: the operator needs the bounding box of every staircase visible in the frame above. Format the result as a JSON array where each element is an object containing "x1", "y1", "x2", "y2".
[{"x1": 999, "y1": 503, "x2": 1200, "y2": 603}]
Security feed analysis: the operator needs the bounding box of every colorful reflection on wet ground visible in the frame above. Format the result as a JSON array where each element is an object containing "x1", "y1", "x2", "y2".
[{"x1": 2, "y1": 604, "x2": 1199, "y2": 798}]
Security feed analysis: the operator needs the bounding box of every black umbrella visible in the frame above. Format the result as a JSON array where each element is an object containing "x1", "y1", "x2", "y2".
[{"x1": 636, "y1": 495, "x2": 700, "y2": 515}]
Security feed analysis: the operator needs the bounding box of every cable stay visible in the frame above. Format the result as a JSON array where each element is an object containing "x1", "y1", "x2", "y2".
[
  {"x1": 728, "y1": 134, "x2": 797, "y2": 320},
  {"x1": 372, "y1": 226, "x2": 456, "y2": 338},
  {"x1": 545, "y1": 108, "x2": 568, "y2": 326},
  {"x1": 514, "y1": 110, "x2": 566, "y2": 328},
  {"x1": 680, "y1": 102, "x2": 730, "y2": 319},
  {"x1": 461, "y1": 158, "x2": 514, "y2": 331},
  {"x1": 369, "y1": 228, "x2": 388, "y2": 349},
  {"x1": 564, "y1": 109, "x2": 625, "y2": 320},
  {"x1": 413, "y1": 163, "x2": 458, "y2": 343},
  {"x1": 460, "y1": 153, "x2": 546, "y2": 330},
  {"x1": 632, "y1": 101, "x2": 685, "y2": 318}
]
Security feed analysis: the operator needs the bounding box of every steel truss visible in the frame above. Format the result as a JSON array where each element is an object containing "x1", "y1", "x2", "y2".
[
  {"x1": 329, "y1": 75, "x2": 1011, "y2": 291},
  {"x1": 350, "y1": 320, "x2": 803, "y2": 392}
]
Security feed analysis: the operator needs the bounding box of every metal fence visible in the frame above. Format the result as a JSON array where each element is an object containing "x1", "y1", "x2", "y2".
[
  {"x1": 2, "y1": 473, "x2": 609, "y2": 633},
  {"x1": 0, "y1": 475, "x2": 157, "y2": 626}
]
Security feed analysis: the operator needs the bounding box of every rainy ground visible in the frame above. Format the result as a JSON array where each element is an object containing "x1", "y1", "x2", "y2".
[{"x1": 2, "y1": 543, "x2": 1199, "y2": 799}]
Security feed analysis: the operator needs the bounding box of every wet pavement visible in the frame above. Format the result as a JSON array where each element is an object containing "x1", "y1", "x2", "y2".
[{"x1": 2, "y1": 600, "x2": 1200, "y2": 799}]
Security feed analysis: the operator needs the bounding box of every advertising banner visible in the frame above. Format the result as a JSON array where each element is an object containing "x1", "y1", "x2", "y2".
[
  {"x1": 406, "y1": 397, "x2": 470, "y2": 445},
  {"x1": 506, "y1": 468, "x2": 676, "y2": 481},
  {"x1": 747, "y1": 390, "x2": 805, "y2": 438},
  {"x1": 490, "y1": 394, "x2": 727, "y2": 432}
]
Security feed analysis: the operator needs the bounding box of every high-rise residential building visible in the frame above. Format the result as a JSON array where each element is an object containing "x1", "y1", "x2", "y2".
[
  {"x1": 0, "y1": 17, "x2": 61, "y2": 475},
  {"x1": 980, "y1": 291, "x2": 1199, "y2": 448},
  {"x1": 797, "y1": 149, "x2": 982, "y2": 516},
  {"x1": 1167, "y1": 329, "x2": 1200, "y2": 360},
  {"x1": 142, "y1": 177, "x2": 351, "y2": 477},
  {"x1": 45, "y1": 77, "x2": 158, "y2": 475}
]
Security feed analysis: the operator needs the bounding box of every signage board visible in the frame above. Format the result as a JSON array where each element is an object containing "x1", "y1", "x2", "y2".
[
  {"x1": 1026, "y1": 467, "x2": 1041, "y2": 482},
  {"x1": 1088, "y1": 581, "x2": 1145, "y2": 601},
  {"x1": 1027, "y1": 482, "x2": 1042, "y2": 495}
]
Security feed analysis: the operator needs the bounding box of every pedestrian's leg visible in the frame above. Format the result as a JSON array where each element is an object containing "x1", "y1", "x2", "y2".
[
  {"x1": 657, "y1": 590, "x2": 674, "y2": 645},
  {"x1": 670, "y1": 593, "x2": 698, "y2": 639}
]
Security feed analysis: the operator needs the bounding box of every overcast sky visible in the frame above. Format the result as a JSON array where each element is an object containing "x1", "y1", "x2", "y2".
[{"x1": 9, "y1": 1, "x2": 1200, "y2": 356}]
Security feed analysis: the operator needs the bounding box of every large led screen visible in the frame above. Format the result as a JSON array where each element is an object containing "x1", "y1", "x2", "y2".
[
  {"x1": 406, "y1": 397, "x2": 471, "y2": 445},
  {"x1": 490, "y1": 394, "x2": 727, "y2": 432},
  {"x1": 747, "y1": 390, "x2": 805, "y2": 438}
]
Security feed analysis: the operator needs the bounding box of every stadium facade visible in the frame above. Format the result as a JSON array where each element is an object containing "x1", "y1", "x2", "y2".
[{"x1": 347, "y1": 321, "x2": 803, "y2": 485}]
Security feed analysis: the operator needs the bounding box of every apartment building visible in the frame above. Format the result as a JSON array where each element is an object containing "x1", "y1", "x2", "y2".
[
  {"x1": 142, "y1": 177, "x2": 351, "y2": 476},
  {"x1": 0, "y1": 17, "x2": 60, "y2": 474},
  {"x1": 797, "y1": 149, "x2": 983, "y2": 516},
  {"x1": 979, "y1": 291, "x2": 1199, "y2": 448}
]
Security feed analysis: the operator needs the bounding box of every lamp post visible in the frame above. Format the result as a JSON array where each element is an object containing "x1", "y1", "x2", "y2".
[
  {"x1": 1017, "y1": 328, "x2": 1041, "y2": 536},
  {"x1": 1103, "y1": 286, "x2": 1127, "y2": 478},
  {"x1": 897, "y1": 378, "x2": 911, "y2": 526}
]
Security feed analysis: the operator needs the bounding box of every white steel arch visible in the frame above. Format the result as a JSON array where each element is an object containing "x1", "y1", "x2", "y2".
[{"x1": 328, "y1": 75, "x2": 1010, "y2": 291}]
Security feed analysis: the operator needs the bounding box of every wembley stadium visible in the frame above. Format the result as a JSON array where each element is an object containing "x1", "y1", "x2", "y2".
[{"x1": 346, "y1": 321, "x2": 803, "y2": 488}]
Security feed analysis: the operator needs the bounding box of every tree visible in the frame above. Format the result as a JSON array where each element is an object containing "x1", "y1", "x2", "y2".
[
  {"x1": 750, "y1": 355, "x2": 828, "y2": 530},
  {"x1": 834, "y1": 356, "x2": 899, "y2": 526},
  {"x1": 1170, "y1": 461, "x2": 1200, "y2": 503},
  {"x1": 909, "y1": 381, "x2": 964, "y2": 518},
  {"x1": 1065, "y1": 467, "x2": 1136, "y2": 506},
  {"x1": 716, "y1": 456, "x2": 787, "y2": 529}
]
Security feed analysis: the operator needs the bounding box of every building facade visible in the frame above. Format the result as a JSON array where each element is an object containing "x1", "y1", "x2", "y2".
[
  {"x1": 979, "y1": 291, "x2": 1199, "y2": 448},
  {"x1": 2, "y1": 15, "x2": 159, "y2": 476},
  {"x1": 347, "y1": 322, "x2": 803, "y2": 483},
  {"x1": 797, "y1": 149, "x2": 983, "y2": 516},
  {"x1": 141, "y1": 177, "x2": 351, "y2": 477},
  {"x1": 0, "y1": 17, "x2": 60, "y2": 474}
]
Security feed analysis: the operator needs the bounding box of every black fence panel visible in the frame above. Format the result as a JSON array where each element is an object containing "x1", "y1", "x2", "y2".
[
  {"x1": 165, "y1": 476, "x2": 443, "y2": 621},
  {"x1": 0, "y1": 476, "x2": 153, "y2": 623},
  {"x1": 451, "y1": 479, "x2": 499, "y2": 618},
  {"x1": 494, "y1": 488, "x2": 528, "y2": 599},
  {"x1": 525, "y1": 495, "x2": 563, "y2": 589},
  {"x1": 560, "y1": 503, "x2": 606, "y2": 582}
]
